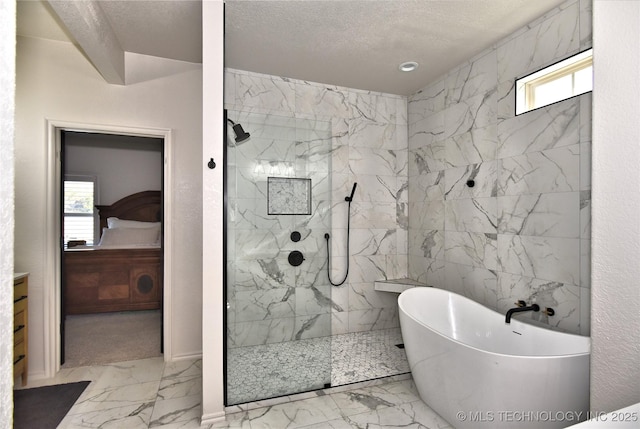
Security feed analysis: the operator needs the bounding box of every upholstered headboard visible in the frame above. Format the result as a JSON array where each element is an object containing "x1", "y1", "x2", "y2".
[{"x1": 95, "y1": 190, "x2": 162, "y2": 231}]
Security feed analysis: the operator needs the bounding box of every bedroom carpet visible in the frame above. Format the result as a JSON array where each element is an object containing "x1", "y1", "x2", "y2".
[
  {"x1": 63, "y1": 310, "x2": 161, "y2": 368},
  {"x1": 13, "y1": 381, "x2": 90, "y2": 429}
]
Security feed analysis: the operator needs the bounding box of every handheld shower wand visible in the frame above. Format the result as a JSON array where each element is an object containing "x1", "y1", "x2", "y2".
[
  {"x1": 345, "y1": 183, "x2": 357, "y2": 202},
  {"x1": 325, "y1": 182, "x2": 358, "y2": 286}
]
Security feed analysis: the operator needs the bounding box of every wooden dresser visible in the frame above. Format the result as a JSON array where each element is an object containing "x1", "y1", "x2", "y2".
[{"x1": 13, "y1": 273, "x2": 28, "y2": 386}]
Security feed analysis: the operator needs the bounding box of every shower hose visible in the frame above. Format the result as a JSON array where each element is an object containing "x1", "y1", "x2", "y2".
[{"x1": 325, "y1": 183, "x2": 357, "y2": 286}]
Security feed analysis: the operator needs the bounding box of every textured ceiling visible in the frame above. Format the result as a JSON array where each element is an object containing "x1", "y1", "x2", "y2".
[
  {"x1": 17, "y1": 0, "x2": 203, "y2": 63},
  {"x1": 17, "y1": 0, "x2": 567, "y2": 95},
  {"x1": 224, "y1": 0, "x2": 567, "y2": 95},
  {"x1": 98, "y1": 0, "x2": 202, "y2": 64}
]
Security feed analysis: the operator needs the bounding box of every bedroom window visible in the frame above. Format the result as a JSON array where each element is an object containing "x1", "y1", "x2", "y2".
[
  {"x1": 516, "y1": 48, "x2": 593, "y2": 115},
  {"x1": 64, "y1": 176, "x2": 97, "y2": 246}
]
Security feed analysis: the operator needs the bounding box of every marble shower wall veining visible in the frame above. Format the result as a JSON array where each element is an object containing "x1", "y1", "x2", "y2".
[
  {"x1": 226, "y1": 112, "x2": 335, "y2": 353},
  {"x1": 407, "y1": 0, "x2": 592, "y2": 335},
  {"x1": 225, "y1": 69, "x2": 408, "y2": 350}
]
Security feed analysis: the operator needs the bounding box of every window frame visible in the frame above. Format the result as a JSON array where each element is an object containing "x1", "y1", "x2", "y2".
[
  {"x1": 63, "y1": 174, "x2": 99, "y2": 246},
  {"x1": 516, "y1": 48, "x2": 593, "y2": 116}
]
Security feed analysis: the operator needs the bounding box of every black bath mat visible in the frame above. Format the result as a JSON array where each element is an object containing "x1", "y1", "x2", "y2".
[{"x1": 13, "y1": 381, "x2": 90, "y2": 429}]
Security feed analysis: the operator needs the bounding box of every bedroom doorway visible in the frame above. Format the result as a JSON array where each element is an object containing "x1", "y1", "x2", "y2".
[{"x1": 59, "y1": 130, "x2": 165, "y2": 368}]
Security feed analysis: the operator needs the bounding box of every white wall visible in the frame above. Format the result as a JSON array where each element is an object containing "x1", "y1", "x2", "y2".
[
  {"x1": 0, "y1": 1, "x2": 16, "y2": 427},
  {"x1": 64, "y1": 133, "x2": 162, "y2": 206},
  {"x1": 14, "y1": 35, "x2": 204, "y2": 379},
  {"x1": 201, "y1": 0, "x2": 225, "y2": 422},
  {"x1": 591, "y1": 0, "x2": 640, "y2": 411}
]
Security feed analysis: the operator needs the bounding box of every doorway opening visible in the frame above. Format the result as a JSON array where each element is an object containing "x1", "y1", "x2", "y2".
[
  {"x1": 45, "y1": 120, "x2": 174, "y2": 376},
  {"x1": 60, "y1": 131, "x2": 164, "y2": 367}
]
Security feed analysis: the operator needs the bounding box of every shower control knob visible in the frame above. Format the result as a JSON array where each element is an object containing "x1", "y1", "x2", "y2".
[{"x1": 288, "y1": 251, "x2": 305, "y2": 267}]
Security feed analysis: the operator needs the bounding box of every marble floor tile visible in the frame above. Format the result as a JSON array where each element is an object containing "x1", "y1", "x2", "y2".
[
  {"x1": 39, "y1": 335, "x2": 451, "y2": 429},
  {"x1": 329, "y1": 379, "x2": 422, "y2": 416},
  {"x1": 157, "y1": 374, "x2": 202, "y2": 401},
  {"x1": 207, "y1": 411, "x2": 252, "y2": 429},
  {"x1": 155, "y1": 421, "x2": 221, "y2": 429},
  {"x1": 344, "y1": 399, "x2": 453, "y2": 429},
  {"x1": 149, "y1": 394, "x2": 202, "y2": 427},
  {"x1": 90, "y1": 357, "x2": 166, "y2": 390},
  {"x1": 67, "y1": 380, "x2": 161, "y2": 415},
  {"x1": 244, "y1": 395, "x2": 344, "y2": 428},
  {"x1": 294, "y1": 419, "x2": 354, "y2": 429},
  {"x1": 58, "y1": 401, "x2": 155, "y2": 428},
  {"x1": 162, "y1": 359, "x2": 203, "y2": 380},
  {"x1": 220, "y1": 379, "x2": 452, "y2": 429}
]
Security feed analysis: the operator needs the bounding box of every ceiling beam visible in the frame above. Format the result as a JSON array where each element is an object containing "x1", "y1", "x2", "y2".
[{"x1": 47, "y1": 0, "x2": 125, "y2": 85}]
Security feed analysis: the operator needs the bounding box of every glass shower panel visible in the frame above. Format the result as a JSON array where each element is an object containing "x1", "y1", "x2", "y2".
[{"x1": 225, "y1": 111, "x2": 333, "y2": 405}]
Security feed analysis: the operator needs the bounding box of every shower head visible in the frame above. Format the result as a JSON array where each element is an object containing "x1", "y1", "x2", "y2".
[{"x1": 227, "y1": 119, "x2": 251, "y2": 143}]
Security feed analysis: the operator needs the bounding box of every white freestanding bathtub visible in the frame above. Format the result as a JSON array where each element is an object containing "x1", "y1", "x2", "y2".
[{"x1": 399, "y1": 287, "x2": 590, "y2": 429}]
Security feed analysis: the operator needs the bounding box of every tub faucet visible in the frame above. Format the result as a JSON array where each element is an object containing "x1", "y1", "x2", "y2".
[{"x1": 505, "y1": 302, "x2": 540, "y2": 323}]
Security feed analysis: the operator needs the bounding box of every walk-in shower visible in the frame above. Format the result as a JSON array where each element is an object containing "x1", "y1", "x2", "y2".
[{"x1": 224, "y1": 110, "x2": 409, "y2": 406}]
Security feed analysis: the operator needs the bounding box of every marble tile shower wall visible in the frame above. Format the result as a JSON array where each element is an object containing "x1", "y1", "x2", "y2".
[
  {"x1": 407, "y1": 0, "x2": 592, "y2": 335},
  {"x1": 225, "y1": 112, "x2": 334, "y2": 350},
  {"x1": 224, "y1": 69, "x2": 408, "y2": 347}
]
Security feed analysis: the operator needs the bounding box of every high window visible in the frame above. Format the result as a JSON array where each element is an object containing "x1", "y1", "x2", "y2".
[
  {"x1": 63, "y1": 176, "x2": 97, "y2": 246},
  {"x1": 516, "y1": 48, "x2": 593, "y2": 115}
]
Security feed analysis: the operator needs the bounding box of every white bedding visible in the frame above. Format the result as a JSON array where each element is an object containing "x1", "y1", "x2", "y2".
[
  {"x1": 98, "y1": 226, "x2": 160, "y2": 246},
  {"x1": 66, "y1": 217, "x2": 161, "y2": 250},
  {"x1": 107, "y1": 217, "x2": 161, "y2": 230}
]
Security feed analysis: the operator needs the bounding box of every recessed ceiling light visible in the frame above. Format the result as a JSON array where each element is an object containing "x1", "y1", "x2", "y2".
[{"x1": 399, "y1": 61, "x2": 419, "y2": 72}]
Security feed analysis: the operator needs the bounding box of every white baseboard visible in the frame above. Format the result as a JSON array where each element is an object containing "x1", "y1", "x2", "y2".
[
  {"x1": 169, "y1": 352, "x2": 203, "y2": 362},
  {"x1": 200, "y1": 411, "x2": 226, "y2": 425}
]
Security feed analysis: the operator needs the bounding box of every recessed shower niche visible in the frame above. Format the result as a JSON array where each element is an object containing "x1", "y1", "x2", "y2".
[
  {"x1": 267, "y1": 177, "x2": 312, "y2": 215},
  {"x1": 225, "y1": 110, "x2": 334, "y2": 404}
]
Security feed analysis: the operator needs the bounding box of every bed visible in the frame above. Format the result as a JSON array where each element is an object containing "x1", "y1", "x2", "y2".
[{"x1": 63, "y1": 191, "x2": 163, "y2": 315}]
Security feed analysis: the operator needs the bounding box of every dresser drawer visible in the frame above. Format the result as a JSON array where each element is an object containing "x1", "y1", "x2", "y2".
[
  {"x1": 13, "y1": 273, "x2": 28, "y2": 386},
  {"x1": 14, "y1": 357, "x2": 25, "y2": 377},
  {"x1": 14, "y1": 340, "x2": 26, "y2": 369},
  {"x1": 14, "y1": 311, "x2": 26, "y2": 345},
  {"x1": 14, "y1": 277, "x2": 28, "y2": 301},
  {"x1": 14, "y1": 296, "x2": 27, "y2": 315},
  {"x1": 14, "y1": 339, "x2": 25, "y2": 357}
]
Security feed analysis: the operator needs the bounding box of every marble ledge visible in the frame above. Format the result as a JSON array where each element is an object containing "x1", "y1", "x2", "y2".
[{"x1": 374, "y1": 278, "x2": 428, "y2": 293}]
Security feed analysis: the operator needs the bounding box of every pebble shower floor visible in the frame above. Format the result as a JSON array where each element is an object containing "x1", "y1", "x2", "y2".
[{"x1": 226, "y1": 328, "x2": 409, "y2": 405}]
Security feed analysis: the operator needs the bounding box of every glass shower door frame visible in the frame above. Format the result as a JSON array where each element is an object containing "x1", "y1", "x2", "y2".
[{"x1": 223, "y1": 109, "x2": 334, "y2": 405}]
